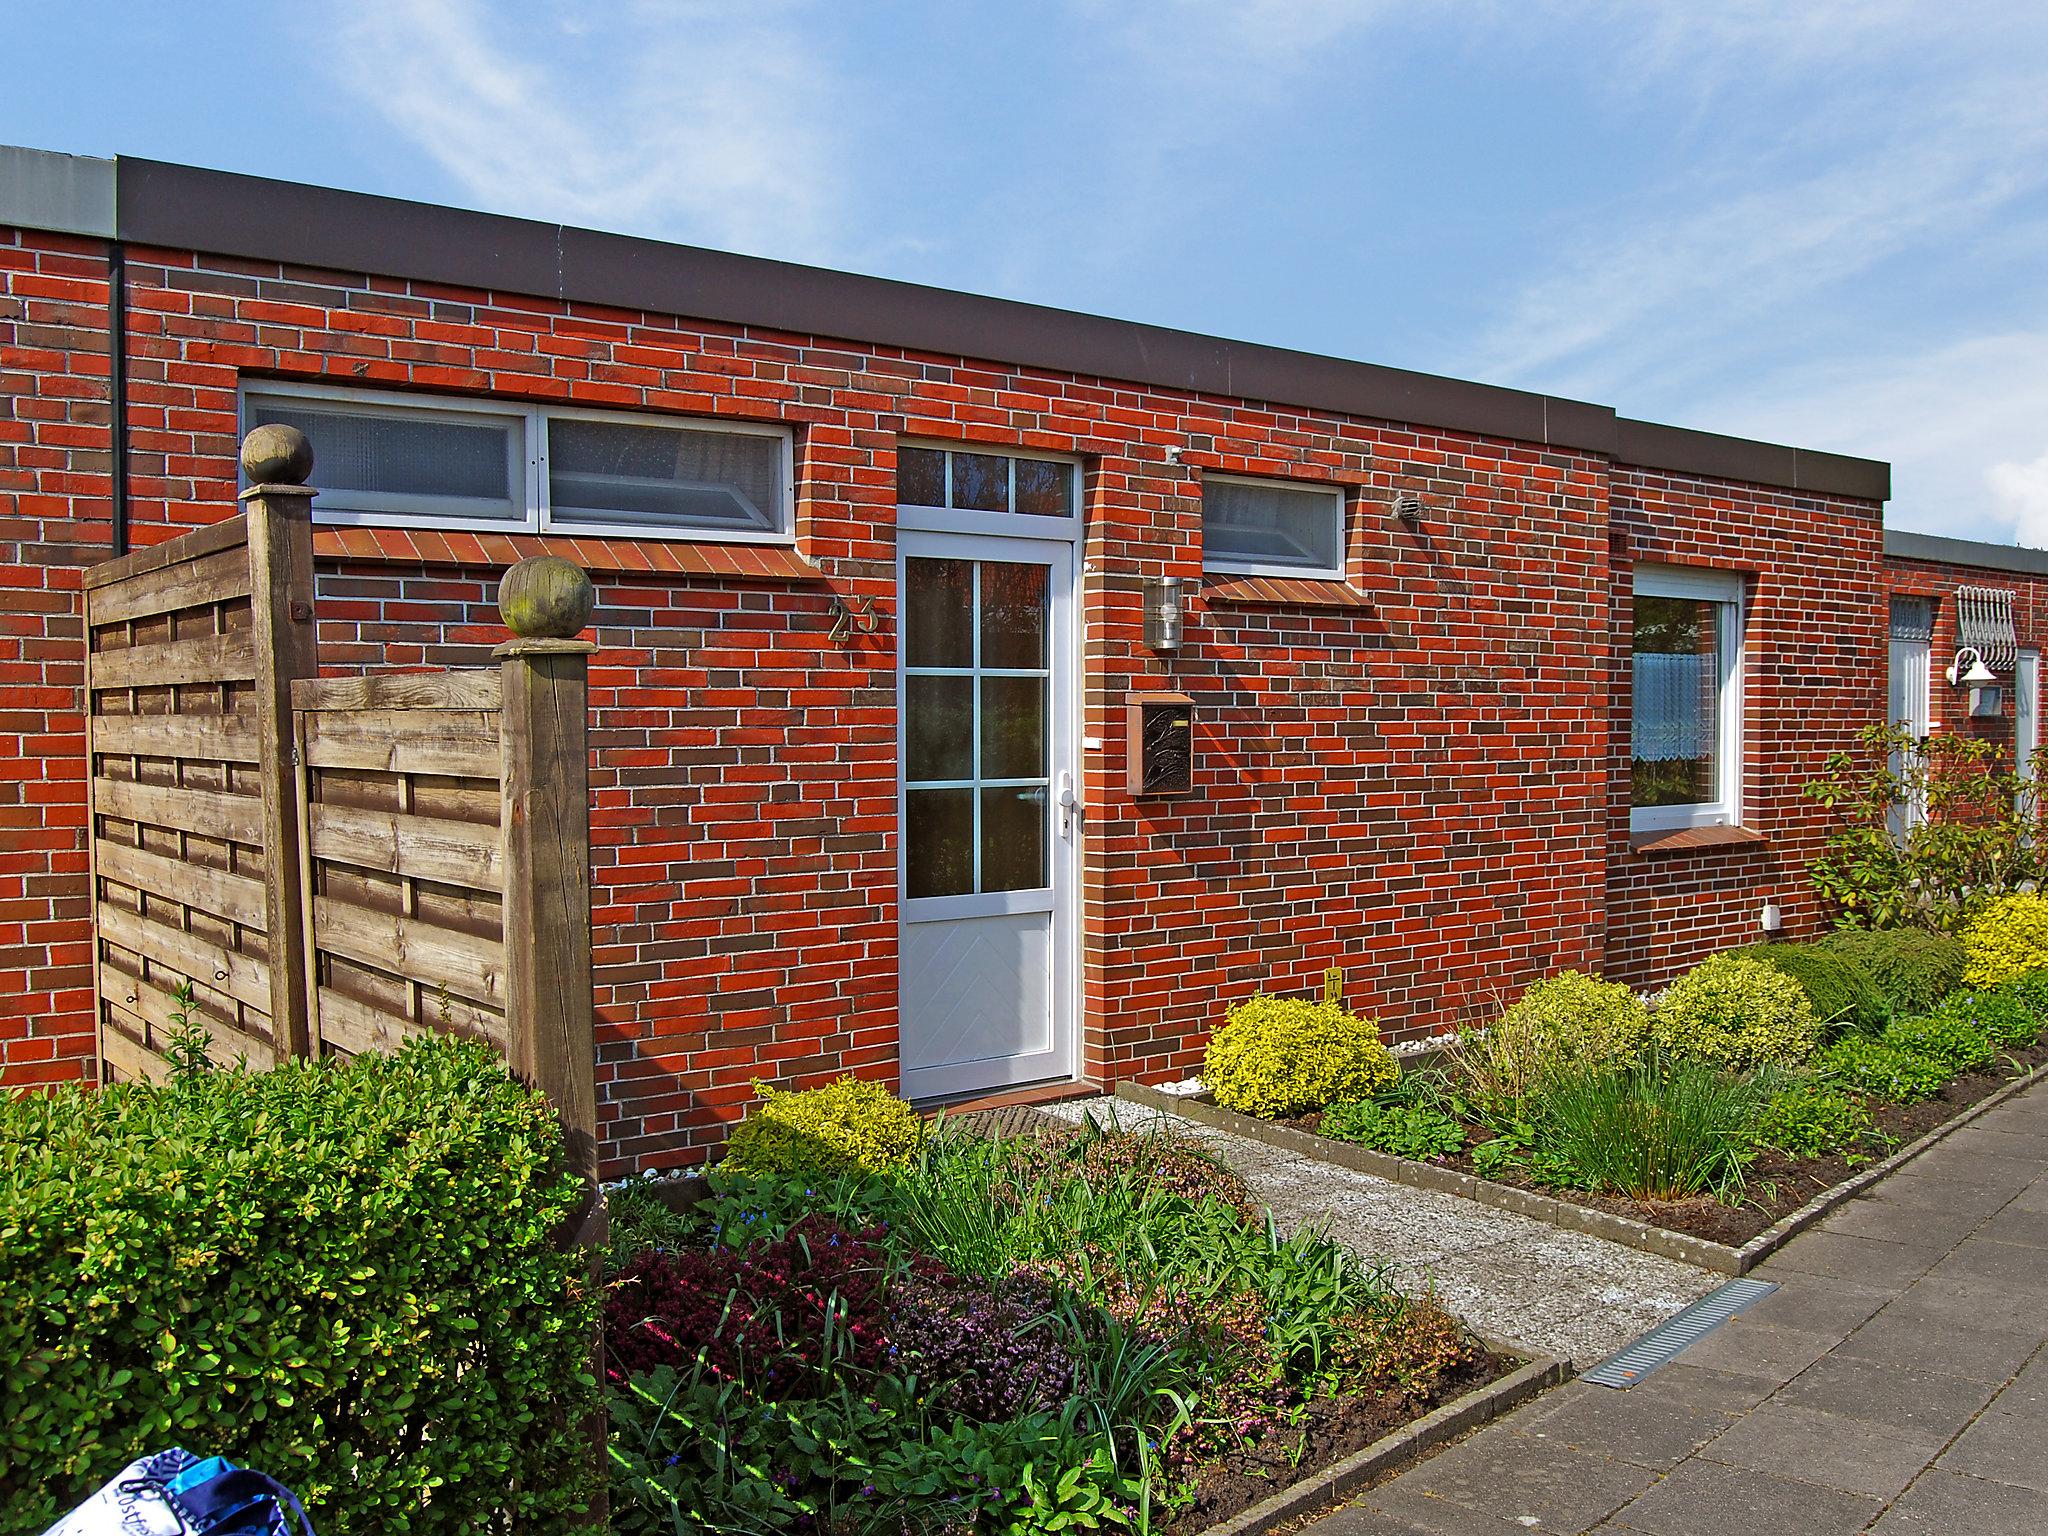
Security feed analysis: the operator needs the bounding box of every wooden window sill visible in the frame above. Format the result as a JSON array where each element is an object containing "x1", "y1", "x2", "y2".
[
  {"x1": 1629, "y1": 824, "x2": 1768, "y2": 855},
  {"x1": 312, "y1": 525, "x2": 828, "y2": 583},
  {"x1": 1202, "y1": 574, "x2": 1375, "y2": 610}
]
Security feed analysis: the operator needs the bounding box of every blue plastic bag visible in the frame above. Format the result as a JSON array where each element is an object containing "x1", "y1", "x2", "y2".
[{"x1": 43, "y1": 1448, "x2": 315, "y2": 1536}]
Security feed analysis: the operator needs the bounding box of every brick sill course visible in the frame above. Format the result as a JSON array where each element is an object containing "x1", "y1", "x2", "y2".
[
  {"x1": 1202, "y1": 574, "x2": 1376, "y2": 610},
  {"x1": 1118, "y1": 1059, "x2": 2048, "y2": 1278},
  {"x1": 312, "y1": 525, "x2": 829, "y2": 583},
  {"x1": 1628, "y1": 824, "x2": 1768, "y2": 856}
]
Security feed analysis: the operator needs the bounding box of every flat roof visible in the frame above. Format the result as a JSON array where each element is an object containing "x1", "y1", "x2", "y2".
[
  {"x1": 2, "y1": 145, "x2": 1890, "y2": 502},
  {"x1": 1885, "y1": 529, "x2": 2048, "y2": 578}
]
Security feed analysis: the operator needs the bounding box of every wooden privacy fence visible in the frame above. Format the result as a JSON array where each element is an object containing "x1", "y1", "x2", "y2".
[{"x1": 79, "y1": 424, "x2": 600, "y2": 1186}]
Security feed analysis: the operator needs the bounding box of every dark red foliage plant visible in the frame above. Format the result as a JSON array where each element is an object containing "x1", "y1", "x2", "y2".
[{"x1": 603, "y1": 1215, "x2": 896, "y2": 1393}]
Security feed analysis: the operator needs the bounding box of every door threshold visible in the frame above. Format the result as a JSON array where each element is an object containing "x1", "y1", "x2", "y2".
[{"x1": 913, "y1": 1077, "x2": 1102, "y2": 1117}]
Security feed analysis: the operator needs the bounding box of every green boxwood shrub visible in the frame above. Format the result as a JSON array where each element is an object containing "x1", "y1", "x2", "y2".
[
  {"x1": 0, "y1": 1038, "x2": 599, "y2": 1535},
  {"x1": 1204, "y1": 996, "x2": 1399, "y2": 1118},
  {"x1": 1454, "y1": 971, "x2": 1648, "y2": 1110},
  {"x1": 1750, "y1": 1083, "x2": 1876, "y2": 1158},
  {"x1": 1649, "y1": 953, "x2": 1821, "y2": 1070},
  {"x1": 1809, "y1": 928, "x2": 1967, "y2": 1018},
  {"x1": 723, "y1": 1075, "x2": 924, "y2": 1182},
  {"x1": 1743, "y1": 942, "x2": 1887, "y2": 1038},
  {"x1": 1962, "y1": 892, "x2": 2048, "y2": 987}
]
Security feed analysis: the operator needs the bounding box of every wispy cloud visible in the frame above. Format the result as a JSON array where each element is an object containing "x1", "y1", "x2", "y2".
[{"x1": 327, "y1": 0, "x2": 851, "y2": 261}]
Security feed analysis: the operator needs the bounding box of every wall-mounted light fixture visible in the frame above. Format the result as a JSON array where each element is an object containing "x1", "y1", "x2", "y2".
[
  {"x1": 1946, "y1": 646, "x2": 1997, "y2": 687},
  {"x1": 1392, "y1": 492, "x2": 1426, "y2": 526},
  {"x1": 1142, "y1": 576, "x2": 1184, "y2": 652}
]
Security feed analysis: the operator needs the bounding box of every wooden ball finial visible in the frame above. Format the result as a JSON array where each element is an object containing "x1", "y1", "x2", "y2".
[
  {"x1": 499, "y1": 555, "x2": 595, "y2": 639},
  {"x1": 239, "y1": 423, "x2": 314, "y2": 486}
]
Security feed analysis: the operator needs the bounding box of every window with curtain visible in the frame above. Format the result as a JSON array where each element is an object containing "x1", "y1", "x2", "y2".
[
  {"x1": 1630, "y1": 565, "x2": 1744, "y2": 832},
  {"x1": 242, "y1": 384, "x2": 794, "y2": 541},
  {"x1": 1201, "y1": 474, "x2": 1346, "y2": 577}
]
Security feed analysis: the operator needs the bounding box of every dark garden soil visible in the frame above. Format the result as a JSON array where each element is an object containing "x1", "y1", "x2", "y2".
[
  {"x1": 1163, "y1": 1353, "x2": 1511, "y2": 1534},
  {"x1": 1293, "y1": 1041, "x2": 2048, "y2": 1251}
]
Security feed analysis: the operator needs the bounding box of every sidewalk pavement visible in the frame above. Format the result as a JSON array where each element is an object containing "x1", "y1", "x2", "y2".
[{"x1": 1316, "y1": 1075, "x2": 2048, "y2": 1535}]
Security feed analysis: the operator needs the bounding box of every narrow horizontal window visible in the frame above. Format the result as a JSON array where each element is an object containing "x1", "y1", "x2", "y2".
[
  {"x1": 245, "y1": 394, "x2": 523, "y2": 525},
  {"x1": 896, "y1": 444, "x2": 1076, "y2": 519},
  {"x1": 239, "y1": 382, "x2": 795, "y2": 543},
  {"x1": 1202, "y1": 475, "x2": 1346, "y2": 577},
  {"x1": 545, "y1": 416, "x2": 785, "y2": 535}
]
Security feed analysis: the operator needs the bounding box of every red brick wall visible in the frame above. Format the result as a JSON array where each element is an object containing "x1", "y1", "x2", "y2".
[
  {"x1": 0, "y1": 229, "x2": 109, "y2": 1086},
  {"x1": 0, "y1": 227, "x2": 1895, "y2": 1169},
  {"x1": 1603, "y1": 469, "x2": 1887, "y2": 987}
]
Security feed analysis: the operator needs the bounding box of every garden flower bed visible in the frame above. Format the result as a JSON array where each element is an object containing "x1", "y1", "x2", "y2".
[
  {"x1": 1142, "y1": 925, "x2": 2048, "y2": 1275},
  {"x1": 602, "y1": 1112, "x2": 1534, "y2": 1535}
]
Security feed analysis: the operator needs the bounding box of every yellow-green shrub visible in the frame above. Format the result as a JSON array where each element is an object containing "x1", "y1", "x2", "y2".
[
  {"x1": 1455, "y1": 971, "x2": 1647, "y2": 1109},
  {"x1": 723, "y1": 1076, "x2": 924, "y2": 1181},
  {"x1": 1649, "y1": 952, "x2": 1820, "y2": 1070},
  {"x1": 1204, "y1": 996, "x2": 1398, "y2": 1118},
  {"x1": 1961, "y1": 892, "x2": 2048, "y2": 988}
]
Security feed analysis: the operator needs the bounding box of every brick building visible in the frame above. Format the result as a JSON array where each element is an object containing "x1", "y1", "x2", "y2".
[{"x1": 1, "y1": 146, "x2": 2034, "y2": 1171}]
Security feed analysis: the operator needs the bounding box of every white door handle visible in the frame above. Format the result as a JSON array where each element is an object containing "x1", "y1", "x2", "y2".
[{"x1": 1056, "y1": 770, "x2": 1080, "y2": 836}]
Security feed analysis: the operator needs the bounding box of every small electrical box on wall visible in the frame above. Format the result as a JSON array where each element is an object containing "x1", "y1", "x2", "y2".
[
  {"x1": 1970, "y1": 686, "x2": 2004, "y2": 719},
  {"x1": 1126, "y1": 692, "x2": 1194, "y2": 797}
]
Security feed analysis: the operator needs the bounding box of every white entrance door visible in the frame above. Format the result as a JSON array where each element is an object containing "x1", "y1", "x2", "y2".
[
  {"x1": 897, "y1": 532, "x2": 1077, "y2": 1101},
  {"x1": 1888, "y1": 598, "x2": 1932, "y2": 837}
]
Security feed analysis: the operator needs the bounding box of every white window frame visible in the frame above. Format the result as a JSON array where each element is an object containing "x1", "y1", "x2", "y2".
[
  {"x1": 1630, "y1": 563, "x2": 1745, "y2": 834},
  {"x1": 238, "y1": 380, "x2": 797, "y2": 545},
  {"x1": 1199, "y1": 471, "x2": 1348, "y2": 580},
  {"x1": 894, "y1": 440, "x2": 1082, "y2": 540}
]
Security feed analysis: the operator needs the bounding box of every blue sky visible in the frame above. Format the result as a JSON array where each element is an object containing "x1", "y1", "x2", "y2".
[{"x1": 10, "y1": 1, "x2": 2048, "y2": 543}]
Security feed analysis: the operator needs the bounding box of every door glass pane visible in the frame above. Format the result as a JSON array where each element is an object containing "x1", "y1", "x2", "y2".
[
  {"x1": 897, "y1": 446, "x2": 946, "y2": 507},
  {"x1": 907, "y1": 788, "x2": 972, "y2": 898},
  {"x1": 952, "y1": 452, "x2": 1010, "y2": 512},
  {"x1": 1014, "y1": 458, "x2": 1072, "y2": 517},
  {"x1": 906, "y1": 558, "x2": 973, "y2": 667},
  {"x1": 1631, "y1": 595, "x2": 1723, "y2": 808},
  {"x1": 981, "y1": 786, "x2": 1047, "y2": 893},
  {"x1": 907, "y1": 676, "x2": 973, "y2": 781},
  {"x1": 981, "y1": 675, "x2": 1045, "y2": 779},
  {"x1": 980, "y1": 561, "x2": 1047, "y2": 668}
]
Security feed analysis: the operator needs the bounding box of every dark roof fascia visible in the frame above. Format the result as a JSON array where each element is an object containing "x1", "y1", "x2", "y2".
[
  {"x1": 1885, "y1": 529, "x2": 2048, "y2": 578},
  {"x1": 13, "y1": 148, "x2": 1883, "y2": 502}
]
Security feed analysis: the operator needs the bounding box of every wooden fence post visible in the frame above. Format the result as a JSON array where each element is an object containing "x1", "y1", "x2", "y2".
[
  {"x1": 494, "y1": 556, "x2": 607, "y2": 1522},
  {"x1": 240, "y1": 425, "x2": 318, "y2": 1059}
]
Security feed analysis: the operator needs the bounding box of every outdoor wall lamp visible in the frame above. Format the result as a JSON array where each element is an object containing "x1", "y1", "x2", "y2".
[
  {"x1": 1142, "y1": 576, "x2": 1184, "y2": 652},
  {"x1": 1947, "y1": 646, "x2": 1997, "y2": 687}
]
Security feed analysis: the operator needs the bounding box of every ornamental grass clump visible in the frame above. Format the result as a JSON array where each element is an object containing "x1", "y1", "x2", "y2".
[
  {"x1": 1454, "y1": 970, "x2": 1648, "y2": 1112},
  {"x1": 1649, "y1": 952, "x2": 1821, "y2": 1070},
  {"x1": 724, "y1": 1075, "x2": 924, "y2": 1181},
  {"x1": 1962, "y1": 891, "x2": 2048, "y2": 988},
  {"x1": 1533, "y1": 1059, "x2": 1769, "y2": 1200},
  {"x1": 1203, "y1": 995, "x2": 1398, "y2": 1118}
]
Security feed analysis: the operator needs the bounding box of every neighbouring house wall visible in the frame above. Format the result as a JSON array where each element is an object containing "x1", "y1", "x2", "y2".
[
  {"x1": 0, "y1": 227, "x2": 108, "y2": 1086},
  {"x1": 1604, "y1": 466, "x2": 1887, "y2": 987},
  {"x1": 1882, "y1": 552, "x2": 2048, "y2": 746},
  {"x1": 0, "y1": 212, "x2": 1895, "y2": 1171}
]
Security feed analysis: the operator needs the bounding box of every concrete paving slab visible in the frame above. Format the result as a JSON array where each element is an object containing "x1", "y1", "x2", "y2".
[
  {"x1": 1867, "y1": 1468, "x2": 2048, "y2": 1533},
  {"x1": 1698, "y1": 1401, "x2": 1944, "y2": 1500},
  {"x1": 1605, "y1": 1456, "x2": 1882, "y2": 1536},
  {"x1": 1721, "y1": 1275, "x2": 1889, "y2": 1341},
  {"x1": 1776, "y1": 1353, "x2": 2003, "y2": 1437},
  {"x1": 1938, "y1": 1407, "x2": 2048, "y2": 1492},
  {"x1": 1668, "y1": 1316, "x2": 1837, "y2": 1385},
  {"x1": 1389, "y1": 1431, "x2": 1656, "y2": 1533},
  {"x1": 1833, "y1": 1306, "x2": 2042, "y2": 1382},
  {"x1": 1752, "y1": 1229, "x2": 1949, "y2": 1289},
  {"x1": 1515, "y1": 1376, "x2": 1741, "y2": 1471}
]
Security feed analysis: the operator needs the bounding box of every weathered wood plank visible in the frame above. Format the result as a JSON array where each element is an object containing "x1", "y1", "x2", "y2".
[
  {"x1": 308, "y1": 801, "x2": 504, "y2": 892},
  {"x1": 83, "y1": 515, "x2": 250, "y2": 591},
  {"x1": 245, "y1": 481, "x2": 318, "y2": 1061},
  {"x1": 96, "y1": 900, "x2": 272, "y2": 1015},
  {"x1": 88, "y1": 711, "x2": 261, "y2": 765},
  {"x1": 98, "y1": 1020, "x2": 168, "y2": 1084},
  {"x1": 94, "y1": 777, "x2": 265, "y2": 846},
  {"x1": 95, "y1": 838, "x2": 267, "y2": 929},
  {"x1": 313, "y1": 985, "x2": 423, "y2": 1058},
  {"x1": 500, "y1": 640, "x2": 599, "y2": 1188},
  {"x1": 302, "y1": 709, "x2": 501, "y2": 780},
  {"x1": 293, "y1": 670, "x2": 501, "y2": 713},
  {"x1": 88, "y1": 628, "x2": 257, "y2": 690},
  {"x1": 312, "y1": 896, "x2": 505, "y2": 1009},
  {"x1": 86, "y1": 544, "x2": 252, "y2": 626},
  {"x1": 98, "y1": 957, "x2": 276, "y2": 1070}
]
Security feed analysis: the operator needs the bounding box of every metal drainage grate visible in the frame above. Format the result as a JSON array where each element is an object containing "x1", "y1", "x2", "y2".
[{"x1": 1581, "y1": 1278, "x2": 1778, "y2": 1389}]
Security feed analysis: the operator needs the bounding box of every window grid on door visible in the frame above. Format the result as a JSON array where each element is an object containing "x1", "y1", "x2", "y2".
[{"x1": 904, "y1": 558, "x2": 1050, "y2": 899}]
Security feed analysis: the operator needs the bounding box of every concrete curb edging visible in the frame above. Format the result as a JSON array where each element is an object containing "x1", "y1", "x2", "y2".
[
  {"x1": 1117, "y1": 1061, "x2": 2048, "y2": 1276},
  {"x1": 1188, "y1": 1354, "x2": 1569, "y2": 1536}
]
